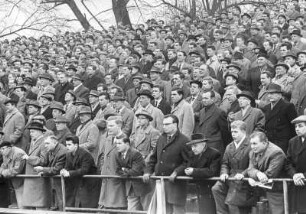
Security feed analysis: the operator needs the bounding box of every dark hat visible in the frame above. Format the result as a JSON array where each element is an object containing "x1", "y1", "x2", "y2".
[
  {"x1": 78, "y1": 106, "x2": 92, "y2": 115},
  {"x1": 257, "y1": 53, "x2": 268, "y2": 59},
  {"x1": 40, "y1": 93, "x2": 53, "y2": 101},
  {"x1": 89, "y1": 90, "x2": 99, "y2": 97},
  {"x1": 169, "y1": 66, "x2": 179, "y2": 72},
  {"x1": 150, "y1": 66, "x2": 162, "y2": 74},
  {"x1": 233, "y1": 51, "x2": 244, "y2": 60},
  {"x1": 140, "y1": 78, "x2": 154, "y2": 88},
  {"x1": 190, "y1": 80, "x2": 203, "y2": 88},
  {"x1": 72, "y1": 74, "x2": 83, "y2": 81},
  {"x1": 278, "y1": 14, "x2": 287, "y2": 19},
  {"x1": 297, "y1": 51, "x2": 306, "y2": 57},
  {"x1": 247, "y1": 39, "x2": 258, "y2": 46},
  {"x1": 237, "y1": 91, "x2": 255, "y2": 102},
  {"x1": 0, "y1": 141, "x2": 12, "y2": 148},
  {"x1": 144, "y1": 50, "x2": 155, "y2": 57},
  {"x1": 74, "y1": 98, "x2": 89, "y2": 106},
  {"x1": 38, "y1": 73, "x2": 54, "y2": 82},
  {"x1": 26, "y1": 100, "x2": 41, "y2": 109},
  {"x1": 274, "y1": 63, "x2": 289, "y2": 70},
  {"x1": 220, "y1": 57, "x2": 231, "y2": 64},
  {"x1": 226, "y1": 64, "x2": 241, "y2": 71},
  {"x1": 136, "y1": 110, "x2": 153, "y2": 121},
  {"x1": 4, "y1": 97, "x2": 18, "y2": 105},
  {"x1": 50, "y1": 101, "x2": 65, "y2": 113},
  {"x1": 54, "y1": 115, "x2": 69, "y2": 123},
  {"x1": 131, "y1": 62, "x2": 141, "y2": 70},
  {"x1": 137, "y1": 89, "x2": 154, "y2": 100},
  {"x1": 14, "y1": 84, "x2": 27, "y2": 91},
  {"x1": 266, "y1": 83, "x2": 283, "y2": 94},
  {"x1": 187, "y1": 35, "x2": 197, "y2": 41},
  {"x1": 0, "y1": 127, "x2": 3, "y2": 135},
  {"x1": 28, "y1": 122, "x2": 46, "y2": 132},
  {"x1": 225, "y1": 72, "x2": 239, "y2": 82},
  {"x1": 186, "y1": 133, "x2": 208, "y2": 146},
  {"x1": 130, "y1": 52, "x2": 142, "y2": 59},
  {"x1": 24, "y1": 77, "x2": 34, "y2": 86},
  {"x1": 67, "y1": 65, "x2": 77, "y2": 71},
  {"x1": 66, "y1": 90, "x2": 77, "y2": 99},
  {"x1": 189, "y1": 51, "x2": 201, "y2": 57},
  {"x1": 290, "y1": 29, "x2": 302, "y2": 37},
  {"x1": 132, "y1": 74, "x2": 143, "y2": 81},
  {"x1": 242, "y1": 13, "x2": 251, "y2": 19},
  {"x1": 291, "y1": 115, "x2": 306, "y2": 124},
  {"x1": 165, "y1": 36, "x2": 175, "y2": 42}
]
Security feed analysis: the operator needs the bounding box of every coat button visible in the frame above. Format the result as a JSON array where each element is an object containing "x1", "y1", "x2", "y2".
[
  {"x1": 162, "y1": 150, "x2": 165, "y2": 152},
  {"x1": 160, "y1": 161, "x2": 163, "y2": 164}
]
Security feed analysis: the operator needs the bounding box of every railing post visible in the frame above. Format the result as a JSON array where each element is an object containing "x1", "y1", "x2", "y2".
[
  {"x1": 61, "y1": 176, "x2": 66, "y2": 212},
  {"x1": 283, "y1": 180, "x2": 289, "y2": 214},
  {"x1": 160, "y1": 178, "x2": 167, "y2": 214}
]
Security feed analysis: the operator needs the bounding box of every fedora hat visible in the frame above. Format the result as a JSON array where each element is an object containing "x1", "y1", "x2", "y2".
[
  {"x1": 26, "y1": 100, "x2": 41, "y2": 109},
  {"x1": 72, "y1": 74, "x2": 83, "y2": 82},
  {"x1": 78, "y1": 106, "x2": 92, "y2": 115},
  {"x1": 50, "y1": 101, "x2": 65, "y2": 113},
  {"x1": 150, "y1": 66, "x2": 162, "y2": 74},
  {"x1": 291, "y1": 115, "x2": 306, "y2": 124},
  {"x1": 89, "y1": 90, "x2": 99, "y2": 97},
  {"x1": 274, "y1": 63, "x2": 289, "y2": 71},
  {"x1": 136, "y1": 110, "x2": 153, "y2": 121},
  {"x1": 266, "y1": 83, "x2": 283, "y2": 94},
  {"x1": 237, "y1": 90, "x2": 255, "y2": 102},
  {"x1": 38, "y1": 73, "x2": 54, "y2": 82},
  {"x1": 186, "y1": 133, "x2": 208, "y2": 146},
  {"x1": 225, "y1": 72, "x2": 239, "y2": 82},
  {"x1": 74, "y1": 98, "x2": 89, "y2": 106},
  {"x1": 14, "y1": 84, "x2": 27, "y2": 91},
  {"x1": 139, "y1": 78, "x2": 153, "y2": 88},
  {"x1": 226, "y1": 64, "x2": 241, "y2": 71},
  {"x1": 66, "y1": 90, "x2": 77, "y2": 100},
  {"x1": 54, "y1": 115, "x2": 69, "y2": 123},
  {"x1": 28, "y1": 122, "x2": 46, "y2": 132},
  {"x1": 137, "y1": 89, "x2": 154, "y2": 100},
  {"x1": 4, "y1": 97, "x2": 18, "y2": 105},
  {"x1": 40, "y1": 93, "x2": 53, "y2": 101}
]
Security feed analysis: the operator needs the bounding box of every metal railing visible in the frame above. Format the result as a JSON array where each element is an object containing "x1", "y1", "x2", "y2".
[{"x1": 5, "y1": 174, "x2": 304, "y2": 214}]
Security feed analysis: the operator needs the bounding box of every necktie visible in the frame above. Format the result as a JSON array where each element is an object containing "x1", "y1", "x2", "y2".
[
  {"x1": 167, "y1": 136, "x2": 171, "y2": 144},
  {"x1": 155, "y1": 100, "x2": 158, "y2": 107}
]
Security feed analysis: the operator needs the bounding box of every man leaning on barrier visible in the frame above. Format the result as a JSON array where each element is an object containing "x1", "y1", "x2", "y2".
[
  {"x1": 212, "y1": 120, "x2": 254, "y2": 214},
  {"x1": 185, "y1": 133, "x2": 221, "y2": 214},
  {"x1": 286, "y1": 115, "x2": 306, "y2": 214},
  {"x1": 143, "y1": 114, "x2": 190, "y2": 214},
  {"x1": 0, "y1": 141, "x2": 26, "y2": 208},
  {"x1": 245, "y1": 131, "x2": 286, "y2": 214}
]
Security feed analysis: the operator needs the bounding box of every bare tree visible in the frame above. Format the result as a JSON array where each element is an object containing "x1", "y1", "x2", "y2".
[
  {"x1": 112, "y1": 0, "x2": 132, "y2": 27},
  {"x1": 0, "y1": 0, "x2": 72, "y2": 38},
  {"x1": 42, "y1": 0, "x2": 91, "y2": 30}
]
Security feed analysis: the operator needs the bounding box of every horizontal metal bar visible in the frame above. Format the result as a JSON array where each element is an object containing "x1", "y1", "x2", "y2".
[
  {"x1": 12, "y1": 174, "x2": 303, "y2": 182},
  {"x1": 65, "y1": 207, "x2": 147, "y2": 213}
]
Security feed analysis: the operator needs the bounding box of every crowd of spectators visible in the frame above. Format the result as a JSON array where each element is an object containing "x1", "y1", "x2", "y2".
[{"x1": 1, "y1": 0, "x2": 306, "y2": 213}]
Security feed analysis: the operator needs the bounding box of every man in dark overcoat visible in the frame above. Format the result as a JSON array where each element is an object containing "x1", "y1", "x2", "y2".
[
  {"x1": 143, "y1": 114, "x2": 190, "y2": 214},
  {"x1": 262, "y1": 83, "x2": 297, "y2": 152},
  {"x1": 185, "y1": 133, "x2": 221, "y2": 214},
  {"x1": 285, "y1": 115, "x2": 306, "y2": 214},
  {"x1": 194, "y1": 90, "x2": 231, "y2": 153},
  {"x1": 212, "y1": 120, "x2": 254, "y2": 214},
  {"x1": 60, "y1": 135, "x2": 98, "y2": 208}
]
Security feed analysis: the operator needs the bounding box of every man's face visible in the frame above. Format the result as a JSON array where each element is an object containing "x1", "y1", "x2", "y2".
[
  {"x1": 5, "y1": 103, "x2": 14, "y2": 111},
  {"x1": 89, "y1": 95, "x2": 98, "y2": 105},
  {"x1": 202, "y1": 92, "x2": 214, "y2": 107},
  {"x1": 190, "y1": 83, "x2": 200, "y2": 95},
  {"x1": 231, "y1": 127, "x2": 245, "y2": 142},
  {"x1": 0, "y1": 146, "x2": 11, "y2": 156},
  {"x1": 107, "y1": 120, "x2": 120, "y2": 136},
  {"x1": 162, "y1": 117, "x2": 176, "y2": 134},
  {"x1": 28, "y1": 105, "x2": 39, "y2": 115},
  {"x1": 298, "y1": 53, "x2": 306, "y2": 65},
  {"x1": 295, "y1": 122, "x2": 306, "y2": 137},
  {"x1": 225, "y1": 76, "x2": 236, "y2": 86},
  {"x1": 116, "y1": 139, "x2": 127, "y2": 153},
  {"x1": 29, "y1": 129, "x2": 42, "y2": 140},
  {"x1": 257, "y1": 57, "x2": 266, "y2": 66},
  {"x1": 137, "y1": 115, "x2": 149, "y2": 127},
  {"x1": 171, "y1": 91, "x2": 182, "y2": 104},
  {"x1": 280, "y1": 47, "x2": 289, "y2": 56},
  {"x1": 138, "y1": 95, "x2": 150, "y2": 107},
  {"x1": 79, "y1": 114, "x2": 90, "y2": 123},
  {"x1": 250, "y1": 136, "x2": 266, "y2": 153},
  {"x1": 260, "y1": 73, "x2": 270, "y2": 86},
  {"x1": 55, "y1": 122, "x2": 66, "y2": 131},
  {"x1": 284, "y1": 57, "x2": 296, "y2": 66},
  {"x1": 39, "y1": 97, "x2": 49, "y2": 107},
  {"x1": 152, "y1": 87, "x2": 162, "y2": 99},
  {"x1": 172, "y1": 74, "x2": 182, "y2": 86},
  {"x1": 66, "y1": 141, "x2": 77, "y2": 152},
  {"x1": 45, "y1": 138, "x2": 57, "y2": 152},
  {"x1": 98, "y1": 95, "x2": 108, "y2": 107},
  {"x1": 191, "y1": 143, "x2": 206, "y2": 155},
  {"x1": 52, "y1": 109, "x2": 62, "y2": 119},
  {"x1": 238, "y1": 96, "x2": 250, "y2": 108},
  {"x1": 268, "y1": 92, "x2": 281, "y2": 103},
  {"x1": 58, "y1": 73, "x2": 67, "y2": 84},
  {"x1": 275, "y1": 66, "x2": 287, "y2": 76},
  {"x1": 226, "y1": 89, "x2": 237, "y2": 103}
]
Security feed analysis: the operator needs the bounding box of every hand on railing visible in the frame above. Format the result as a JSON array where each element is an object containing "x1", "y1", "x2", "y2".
[
  {"x1": 293, "y1": 173, "x2": 305, "y2": 186},
  {"x1": 220, "y1": 174, "x2": 229, "y2": 182},
  {"x1": 143, "y1": 173, "x2": 151, "y2": 183},
  {"x1": 256, "y1": 172, "x2": 268, "y2": 183},
  {"x1": 60, "y1": 169, "x2": 70, "y2": 177},
  {"x1": 169, "y1": 171, "x2": 177, "y2": 183},
  {"x1": 234, "y1": 173, "x2": 244, "y2": 180},
  {"x1": 184, "y1": 167, "x2": 194, "y2": 176}
]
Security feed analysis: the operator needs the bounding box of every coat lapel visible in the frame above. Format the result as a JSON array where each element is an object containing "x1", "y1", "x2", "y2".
[
  {"x1": 265, "y1": 99, "x2": 283, "y2": 122},
  {"x1": 199, "y1": 104, "x2": 216, "y2": 125},
  {"x1": 4, "y1": 109, "x2": 17, "y2": 126}
]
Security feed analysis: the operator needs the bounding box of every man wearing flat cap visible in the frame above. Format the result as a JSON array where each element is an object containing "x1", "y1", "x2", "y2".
[
  {"x1": 76, "y1": 106, "x2": 99, "y2": 160},
  {"x1": 262, "y1": 83, "x2": 297, "y2": 152},
  {"x1": 54, "y1": 116, "x2": 72, "y2": 146},
  {"x1": 130, "y1": 110, "x2": 160, "y2": 163},
  {"x1": 285, "y1": 115, "x2": 306, "y2": 213},
  {"x1": 185, "y1": 133, "x2": 221, "y2": 214},
  {"x1": 37, "y1": 73, "x2": 55, "y2": 99},
  {"x1": 72, "y1": 74, "x2": 89, "y2": 99},
  {"x1": 39, "y1": 93, "x2": 53, "y2": 120},
  {"x1": 3, "y1": 98, "x2": 25, "y2": 147},
  {"x1": 46, "y1": 101, "x2": 66, "y2": 132},
  {"x1": 88, "y1": 90, "x2": 101, "y2": 119},
  {"x1": 272, "y1": 63, "x2": 292, "y2": 96},
  {"x1": 232, "y1": 91, "x2": 265, "y2": 135}
]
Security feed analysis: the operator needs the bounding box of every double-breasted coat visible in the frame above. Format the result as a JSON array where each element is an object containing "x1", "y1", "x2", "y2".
[
  {"x1": 3, "y1": 108, "x2": 25, "y2": 145},
  {"x1": 262, "y1": 99, "x2": 297, "y2": 152},
  {"x1": 23, "y1": 135, "x2": 52, "y2": 208},
  {"x1": 171, "y1": 99, "x2": 195, "y2": 139},
  {"x1": 76, "y1": 120, "x2": 99, "y2": 160},
  {"x1": 233, "y1": 107, "x2": 265, "y2": 135},
  {"x1": 285, "y1": 136, "x2": 306, "y2": 213},
  {"x1": 145, "y1": 131, "x2": 190, "y2": 205},
  {"x1": 194, "y1": 104, "x2": 231, "y2": 153},
  {"x1": 98, "y1": 134, "x2": 127, "y2": 208}
]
